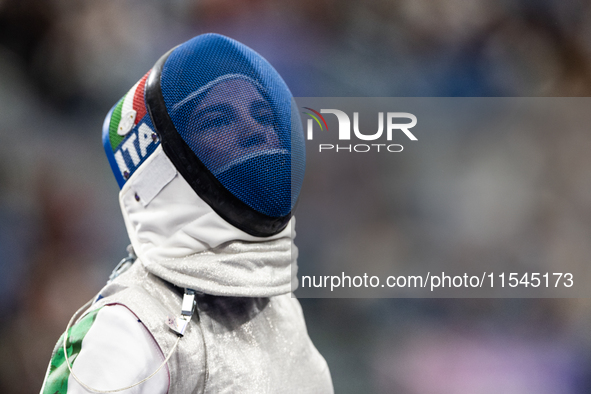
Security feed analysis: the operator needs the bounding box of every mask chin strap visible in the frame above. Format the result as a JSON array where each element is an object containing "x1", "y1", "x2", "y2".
[{"x1": 62, "y1": 288, "x2": 204, "y2": 393}]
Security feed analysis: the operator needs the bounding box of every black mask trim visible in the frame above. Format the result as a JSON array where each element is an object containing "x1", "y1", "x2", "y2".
[{"x1": 144, "y1": 49, "x2": 292, "y2": 237}]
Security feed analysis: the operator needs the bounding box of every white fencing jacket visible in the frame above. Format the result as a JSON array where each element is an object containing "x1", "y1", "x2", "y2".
[{"x1": 41, "y1": 147, "x2": 333, "y2": 393}]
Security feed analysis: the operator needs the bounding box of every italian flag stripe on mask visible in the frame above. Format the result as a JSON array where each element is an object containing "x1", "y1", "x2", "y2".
[{"x1": 108, "y1": 71, "x2": 150, "y2": 151}]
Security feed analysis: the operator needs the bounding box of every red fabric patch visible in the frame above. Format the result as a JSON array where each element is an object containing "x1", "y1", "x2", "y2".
[{"x1": 133, "y1": 71, "x2": 150, "y2": 124}]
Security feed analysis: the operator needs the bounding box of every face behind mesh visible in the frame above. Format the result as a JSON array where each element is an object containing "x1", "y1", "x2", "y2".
[{"x1": 160, "y1": 34, "x2": 304, "y2": 218}]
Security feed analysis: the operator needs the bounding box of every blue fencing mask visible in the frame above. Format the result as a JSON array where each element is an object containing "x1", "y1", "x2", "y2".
[{"x1": 140, "y1": 33, "x2": 305, "y2": 236}]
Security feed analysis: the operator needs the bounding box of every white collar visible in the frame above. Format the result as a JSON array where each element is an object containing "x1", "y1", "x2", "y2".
[{"x1": 119, "y1": 146, "x2": 297, "y2": 296}]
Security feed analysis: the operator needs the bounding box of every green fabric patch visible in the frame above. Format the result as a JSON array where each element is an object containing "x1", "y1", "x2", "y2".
[
  {"x1": 109, "y1": 96, "x2": 126, "y2": 151},
  {"x1": 42, "y1": 308, "x2": 101, "y2": 394}
]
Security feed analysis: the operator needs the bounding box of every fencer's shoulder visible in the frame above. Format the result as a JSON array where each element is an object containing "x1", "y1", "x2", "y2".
[
  {"x1": 98, "y1": 257, "x2": 165, "y2": 300},
  {"x1": 41, "y1": 304, "x2": 169, "y2": 393},
  {"x1": 94, "y1": 258, "x2": 183, "y2": 324},
  {"x1": 89, "y1": 261, "x2": 206, "y2": 394}
]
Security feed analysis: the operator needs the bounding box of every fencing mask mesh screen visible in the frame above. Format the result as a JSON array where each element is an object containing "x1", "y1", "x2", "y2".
[{"x1": 145, "y1": 33, "x2": 305, "y2": 236}]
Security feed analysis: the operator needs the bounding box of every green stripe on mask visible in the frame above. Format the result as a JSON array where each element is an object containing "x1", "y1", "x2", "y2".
[{"x1": 109, "y1": 96, "x2": 126, "y2": 151}]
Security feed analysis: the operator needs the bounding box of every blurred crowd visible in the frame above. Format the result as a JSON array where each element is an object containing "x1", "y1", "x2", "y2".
[{"x1": 2, "y1": 0, "x2": 591, "y2": 393}]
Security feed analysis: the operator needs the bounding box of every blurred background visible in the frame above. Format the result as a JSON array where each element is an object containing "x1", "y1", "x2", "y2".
[{"x1": 2, "y1": 0, "x2": 591, "y2": 392}]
